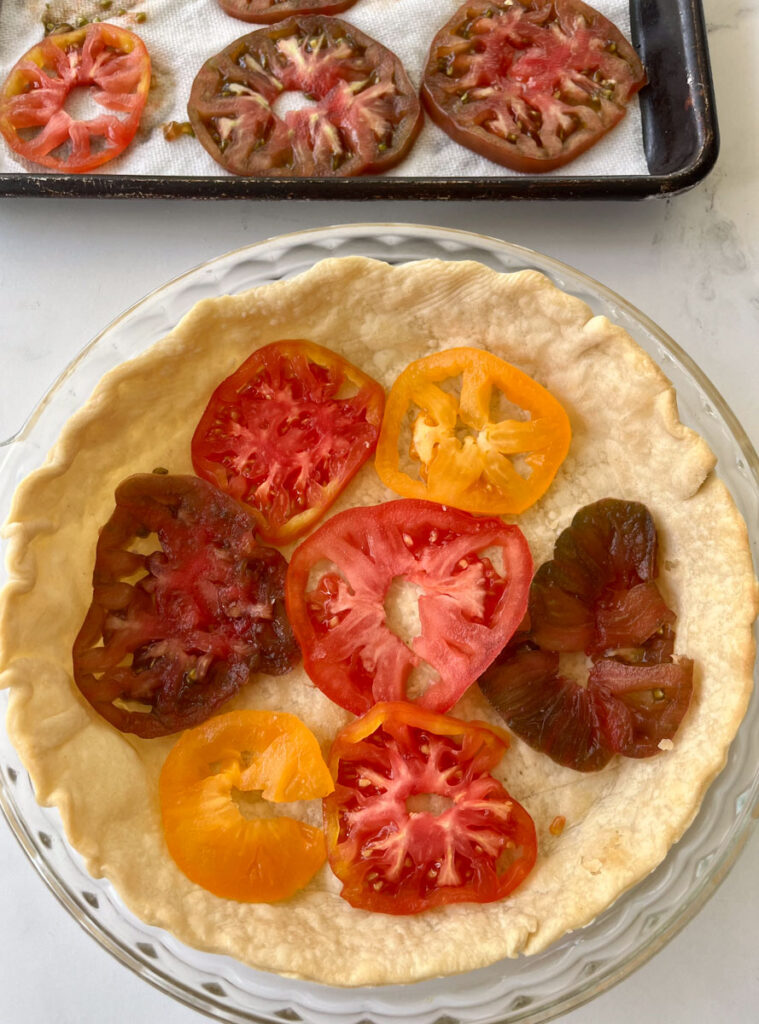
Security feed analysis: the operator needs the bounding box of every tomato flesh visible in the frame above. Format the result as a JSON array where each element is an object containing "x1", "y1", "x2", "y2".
[
  {"x1": 375, "y1": 346, "x2": 571, "y2": 515},
  {"x1": 479, "y1": 499, "x2": 693, "y2": 770},
  {"x1": 191, "y1": 340, "x2": 385, "y2": 544},
  {"x1": 73, "y1": 474, "x2": 300, "y2": 738},
  {"x1": 324, "y1": 702, "x2": 537, "y2": 913},
  {"x1": 160, "y1": 710, "x2": 334, "y2": 901},
  {"x1": 421, "y1": 0, "x2": 647, "y2": 173},
  {"x1": 188, "y1": 16, "x2": 422, "y2": 176},
  {"x1": 0, "y1": 23, "x2": 150, "y2": 172},
  {"x1": 286, "y1": 499, "x2": 533, "y2": 715}
]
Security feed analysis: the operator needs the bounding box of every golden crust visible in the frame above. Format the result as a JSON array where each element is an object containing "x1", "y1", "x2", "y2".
[{"x1": 0, "y1": 257, "x2": 756, "y2": 985}]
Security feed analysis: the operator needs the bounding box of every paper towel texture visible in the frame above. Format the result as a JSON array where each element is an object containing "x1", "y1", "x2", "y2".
[{"x1": 0, "y1": 0, "x2": 648, "y2": 180}]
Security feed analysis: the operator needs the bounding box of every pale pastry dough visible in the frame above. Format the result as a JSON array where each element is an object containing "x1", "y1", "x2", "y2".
[{"x1": 0, "y1": 257, "x2": 756, "y2": 985}]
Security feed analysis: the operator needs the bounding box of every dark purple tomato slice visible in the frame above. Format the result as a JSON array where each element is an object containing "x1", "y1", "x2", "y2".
[
  {"x1": 421, "y1": 0, "x2": 647, "y2": 173},
  {"x1": 479, "y1": 499, "x2": 693, "y2": 771},
  {"x1": 218, "y1": 0, "x2": 358, "y2": 26},
  {"x1": 589, "y1": 658, "x2": 694, "y2": 759},
  {"x1": 72, "y1": 474, "x2": 300, "y2": 738},
  {"x1": 187, "y1": 17, "x2": 422, "y2": 176},
  {"x1": 481, "y1": 643, "x2": 613, "y2": 772}
]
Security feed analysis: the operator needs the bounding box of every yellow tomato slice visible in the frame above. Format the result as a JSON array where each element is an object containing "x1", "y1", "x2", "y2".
[
  {"x1": 376, "y1": 347, "x2": 571, "y2": 515},
  {"x1": 159, "y1": 710, "x2": 334, "y2": 902}
]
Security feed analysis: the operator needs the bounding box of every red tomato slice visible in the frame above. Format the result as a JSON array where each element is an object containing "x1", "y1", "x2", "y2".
[
  {"x1": 286, "y1": 499, "x2": 533, "y2": 714},
  {"x1": 191, "y1": 340, "x2": 385, "y2": 545},
  {"x1": 73, "y1": 474, "x2": 300, "y2": 738},
  {"x1": 324, "y1": 702, "x2": 537, "y2": 914},
  {"x1": 0, "y1": 23, "x2": 151, "y2": 173},
  {"x1": 479, "y1": 499, "x2": 693, "y2": 770},
  {"x1": 187, "y1": 17, "x2": 422, "y2": 176},
  {"x1": 218, "y1": 0, "x2": 358, "y2": 25},
  {"x1": 421, "y1": 0, "x2": 647, "y2": 173}
]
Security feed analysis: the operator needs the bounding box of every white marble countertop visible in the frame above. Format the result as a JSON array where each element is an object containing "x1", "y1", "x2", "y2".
[{"x1": 1, "y1": 0, "x2": 758, "y2": 1021}]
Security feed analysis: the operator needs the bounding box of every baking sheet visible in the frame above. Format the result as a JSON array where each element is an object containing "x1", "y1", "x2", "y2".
[{"x1": 0, "y1": 0, "x2": 718, "y2": 198}]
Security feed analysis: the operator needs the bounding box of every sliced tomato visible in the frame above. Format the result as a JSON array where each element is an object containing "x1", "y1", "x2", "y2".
[
  {"x1": 0, "y1": 23, "x2": 150, "y2": 173},
  {"x1": 73, "y1": 474, "x2": 300, "y2": 738},
  {"x1": 160, "y1": 710, "x2": 334, "y2": 901},
  {"x1": 218, "y1": 0, "x2": 358, "y2": 25},
  {"x1": 187, "y1": 17, "x2": 422, "y2": 176},
  {"x1": 589, "y1": 659, "x2": 694, "y2": 758},
  {"x1": 324, "y1": 702, "x2": 537, "y2": 913},
  {"x1": 421, "y1": 0, "x2": 647, "y2": 173},
  {"x1": 480, "y1": 642, "x2": 613, "y2": 771},
  {"x1": 191, "y1": 340, "x2": 385, "y2": 545},
  {"x1": 286, "y1": 499, "x2": 532, "y2": 714},
  {"x1": 375, "y1": 347, "x2": 571, "y2": 515},
  {"x1": 479, "y1": 499, "x2": 693, "y2": 771}
]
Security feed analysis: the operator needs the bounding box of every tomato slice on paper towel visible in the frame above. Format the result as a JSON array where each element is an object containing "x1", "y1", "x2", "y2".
[
  {"x1": 73, "y1": 474, "x2": 300, "y2": 738},
  {"x1": 286, "y1": 499, "x2": 533, "y2": 715},
  {"x1": 191, "y1": 340, "x2": 385, "y2": 545},
  {"x1": 324, "y1": 702, "x2": 537, "y2": 914},
  {"x1": 421, "y1": 0, "x2": 647, "y2": 173},
  {"x1": 218, "y1": 0, "x2": 358, "y2": 25},
  {"x1": 160, "y1": 710, "x2": 334, "y2": 902},
  {"x1": 375, "y1": 347, "x2": 571, "y2": 515},
  {"x1": 0, "y1": 23, "x2": 150, "y2": 173},
  {"x1": 479, "y1": 499, "x2": 693, "y2": 771},
  {"x1": 187, "y1": 17, "x2": 422, "y2": 176}
]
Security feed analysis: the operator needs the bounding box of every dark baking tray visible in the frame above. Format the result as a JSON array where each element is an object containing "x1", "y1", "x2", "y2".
[{"x1": 0, "y1": 0, "x2": 718, "y2": 200}]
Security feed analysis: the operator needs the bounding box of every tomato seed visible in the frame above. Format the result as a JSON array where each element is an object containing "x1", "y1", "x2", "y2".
[{"x1": 549, "y1": 815, "x2": 566, "y2": 836}]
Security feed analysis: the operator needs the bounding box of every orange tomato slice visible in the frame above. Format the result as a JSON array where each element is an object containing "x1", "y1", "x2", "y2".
[
  {"x1": 159, "y1": 710, "x2": 334, "y2": 902},
  {"x1": 375, "y1": 347, "x2": 571, "y2": 515}
]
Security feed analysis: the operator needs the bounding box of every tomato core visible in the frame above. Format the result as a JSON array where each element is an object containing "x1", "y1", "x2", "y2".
[{"x1": 405, "y1": 793, "x2": 454, "y2": 816}]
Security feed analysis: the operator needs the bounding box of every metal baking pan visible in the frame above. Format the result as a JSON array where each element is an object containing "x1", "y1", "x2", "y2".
[{"x1": 0, "y1": 0, "x2": 718, "y2": 200}]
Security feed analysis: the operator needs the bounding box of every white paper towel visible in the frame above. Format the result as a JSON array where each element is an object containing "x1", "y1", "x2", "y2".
[{"x1": 0, "y1": 0, "x2": 648, "y2": 179}]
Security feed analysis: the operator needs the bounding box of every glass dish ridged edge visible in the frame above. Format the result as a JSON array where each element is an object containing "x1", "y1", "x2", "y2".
[{"x1": 0, "y1": 224, "x2": 757, "y2": 1024}]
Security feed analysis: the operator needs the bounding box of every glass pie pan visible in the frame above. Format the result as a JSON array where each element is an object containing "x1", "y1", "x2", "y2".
[{"x1": 0, "y1": 223, "x2": 757, "y2": 1024}]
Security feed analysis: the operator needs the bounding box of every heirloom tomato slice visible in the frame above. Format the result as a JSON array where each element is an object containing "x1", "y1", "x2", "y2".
[
  {"x1": 0, "y1": 23, "x2": 150, "y2": 173},
  {"x1": 324, "y1": 702, "x2": 537, "y2": 914},
  {"x1": 479, "y1": 499, "x2": 693, "y2": 771},
  {"x1": 375, "y1": 347, "x2": 571, "y2": 515},
  {"x1": 218, "y1": 0, "x2": 358, "y2": 25},
  {"x1": 191, "y1": 340, "x2": 385, "y2": 545},
  {"x1": 160, "y1": 710, "x2": 334, "y2": 901},
  {"x1": 421, "y1": 0, "x2": 647, "y2": 173},
  {"x1": 286, "y1": 499, "x2": 532, "y2": 714},
  {"x1": 73, "y1": 474, "x2": 299, "y2": 738},
  {"x1": 187, "y1": 17, "x2": 422, "y2": 176}
]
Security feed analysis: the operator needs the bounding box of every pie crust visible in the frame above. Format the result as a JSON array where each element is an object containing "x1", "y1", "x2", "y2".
[{"x1": 0, "y1": 257, "x2": 755, "y2": 985}]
